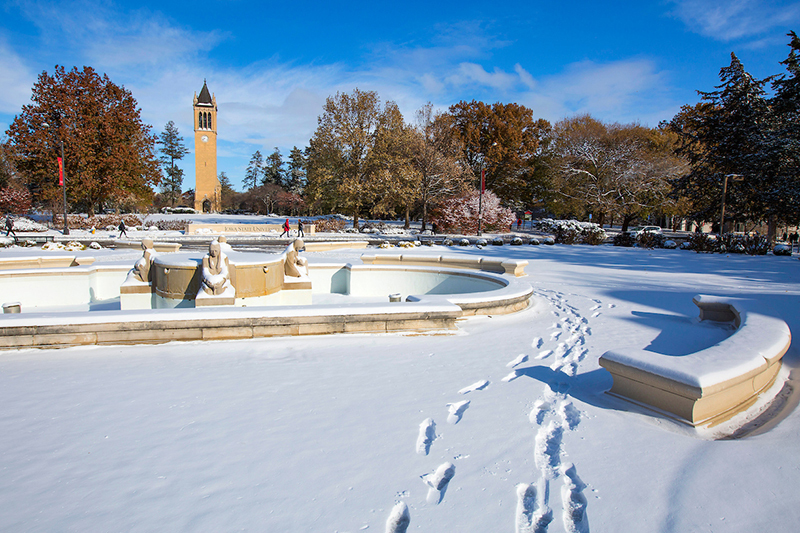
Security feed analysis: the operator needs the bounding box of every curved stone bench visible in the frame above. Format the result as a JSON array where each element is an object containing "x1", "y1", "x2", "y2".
[{"x1": 599, "y1": 295, "x2": 791, "y2": 426}]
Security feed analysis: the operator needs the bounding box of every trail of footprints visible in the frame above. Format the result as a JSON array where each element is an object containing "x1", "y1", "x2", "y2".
[{"x1": 387, "y1": 289, "x2": 602, "y2": 532}]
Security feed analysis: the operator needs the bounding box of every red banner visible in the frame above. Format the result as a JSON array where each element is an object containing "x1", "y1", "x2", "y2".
[
  {"x1": 57, "y1": 157, "x2": 63, "y2": 186},
  {"x1": 481, "y1": 168, "x2": 485, "y2": 193}
]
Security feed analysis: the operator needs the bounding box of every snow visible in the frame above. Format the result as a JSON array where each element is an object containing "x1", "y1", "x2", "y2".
[{"x1": 0, "y1": 242, "x2": 799, "y2": 531}]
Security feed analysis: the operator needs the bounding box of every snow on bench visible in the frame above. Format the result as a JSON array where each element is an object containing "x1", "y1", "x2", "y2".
[{"x1": 599, "y1": 295, "x2": 791, "y2": 426}]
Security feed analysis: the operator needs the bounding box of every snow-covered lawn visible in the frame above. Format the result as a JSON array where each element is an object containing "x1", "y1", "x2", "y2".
[{"x1": 0, "y1": 243, "x2": 798, "y2": 532}]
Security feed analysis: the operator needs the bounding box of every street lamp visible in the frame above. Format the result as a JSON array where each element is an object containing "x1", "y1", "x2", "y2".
[
  {"x1": 719, "y1": 173, "x2": 743, "y2": 236},
  {"x1": 42, "y1": 117, "x2": 69, "y2": 236}
]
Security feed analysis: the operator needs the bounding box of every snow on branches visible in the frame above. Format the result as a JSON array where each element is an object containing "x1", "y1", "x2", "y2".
[
  {"x1": 430, "y1": 190, "x2": 515, "y2": 234},
  {"x1": 535, "y1": 218, "x2": 607, "y2": 245}
]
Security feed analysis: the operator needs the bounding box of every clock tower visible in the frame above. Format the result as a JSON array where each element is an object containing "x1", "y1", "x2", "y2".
[{"x1": 193, "y1": 80, "x2": 220, "y2": 213}]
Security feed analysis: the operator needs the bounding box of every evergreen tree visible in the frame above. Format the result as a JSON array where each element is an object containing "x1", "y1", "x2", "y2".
[
  {"x1": 767, "y1": 32, "x2": 800, "y2": 224},
  {"x1": 244, "y1": 150, "x2": 263, "y2": 190},
  {"x1": 263, "y1": 147, "x2": 284, "y2": 186},
  {"x1": 158, "y1": 121, "x2": 189, "y2": 207},
  {"x1": 218, "y1": 171, "x2": 237, "y2": 210},
  {"x1": 286, "y1": 146, "x2": 307, "y2": 194},
  {"x1": 671, "y1": 53, "x2": 774, "y2": 231}
]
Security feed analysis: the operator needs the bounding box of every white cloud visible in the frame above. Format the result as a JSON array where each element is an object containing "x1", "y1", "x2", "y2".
[
  {"x1": 1, "y1": 1, "x2": 682, "y2": 188},
  {"x1": 669, "y1": 0, "x2": 800, "y2": 41},
  {"x1": 0, "y1": 38, "x2": 37, "y2": 115}
]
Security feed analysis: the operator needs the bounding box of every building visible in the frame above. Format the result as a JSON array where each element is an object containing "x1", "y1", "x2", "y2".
[{"x1": 193, "y1": 81, "x2": 220, "y2": 213}]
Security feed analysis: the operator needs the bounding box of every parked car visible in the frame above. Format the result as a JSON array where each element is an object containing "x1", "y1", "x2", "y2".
[{"x1": 627, "y1": 226, "x2": 663, "y2": 237}]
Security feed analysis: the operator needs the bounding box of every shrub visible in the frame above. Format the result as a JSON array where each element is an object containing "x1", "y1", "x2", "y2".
[
  {"x1": 535, "y1": 219, "x2": 607, "y2": 245},
  {"x1": 430, "y1": 190, "x2": 515, "y2": 234},
  {"x1": 529, "y1": 238, "x2": 540, "y2": 245},
  {"x1": 773, "y1": 244, "x2": 792, "y2": 256},
  {"x1": 613, "y1": 232, "x2": 636, "y2": 247},
  {"x1": 148, "y1": 219, "x2": 192, "y2": 231},
  {"x1": 315, "y1": 218, "x2": 347, "y2": 232},
  {"x1": 687, "y1": 232, "x2": 718, "y2": 253},
  {"x1": 636, "y1": 231, "x2": 666, "y2": 249},
  {"x1": 8, "y1": 217, "x2": 48, "y2": 232},
  {"x1": 0, "y1": 187, "x2": 32, "y2": 215}
]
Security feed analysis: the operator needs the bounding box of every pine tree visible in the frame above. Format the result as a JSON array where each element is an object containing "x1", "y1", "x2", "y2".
[
  {"x1": 262, "y1": 147, "x2": 284, "y2": 186},
  {"x1": 244, "y1": 150, "x2": 263, "y2": 190},
  {"x1": 218, "y1": 171, "x2": 237, "y2": 210},
  {"x1": 671, "y1": 53, "x2": 773, "y2": 232},
  {"x1": 158, "y1": 121, "x2": 189, "y2": 207},
  {"x1": 286, "y1": 146, "x2": 307, "y2": 194},
  {"x1": 767, "y1": 32, "x2": 800, "y2": 224}
]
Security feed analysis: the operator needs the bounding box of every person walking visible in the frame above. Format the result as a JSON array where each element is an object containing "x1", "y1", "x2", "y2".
[
  {"x1": 298, "y1": 219, "x2": 305, "y2": 238},
  {"x1": 280, "y1": 218, "x2": 290, "y2": 238},
  {"x1": 118, "y1": 220, "x2": 128, "y2": 239},
  {"x1": 5, "y1": 214, "x2": 17, "y2": 243}
]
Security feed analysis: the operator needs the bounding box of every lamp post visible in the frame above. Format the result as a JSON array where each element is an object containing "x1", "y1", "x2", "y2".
[
  {"x1": 719, "y1": 173, "x2": 742, "y2": 236},
  {"x1": 43, "y1": 117, "x2": 69, "y2": 235}
]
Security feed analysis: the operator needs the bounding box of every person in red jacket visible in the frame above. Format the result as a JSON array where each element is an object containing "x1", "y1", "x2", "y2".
[{"x1": 280, "y1": 218, "x2": 290, "y2": 238}]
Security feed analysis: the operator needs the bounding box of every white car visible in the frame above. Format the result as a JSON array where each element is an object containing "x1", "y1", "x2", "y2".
[{"x1": 628, "y1": 226, "x2": 663, "y2": 237}]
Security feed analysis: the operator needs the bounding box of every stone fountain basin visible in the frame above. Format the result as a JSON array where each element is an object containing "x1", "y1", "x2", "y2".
[{"x1": 0, "y1": 252, "x2": 533, "y2": 349}]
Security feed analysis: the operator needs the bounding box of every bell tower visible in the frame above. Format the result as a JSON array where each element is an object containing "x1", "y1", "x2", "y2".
[{"x1": 193, "y1": 80, "x2": 220, "y2": 213}]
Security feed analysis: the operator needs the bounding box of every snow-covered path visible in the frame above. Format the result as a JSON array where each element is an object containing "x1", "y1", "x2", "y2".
[{"x1": 1, "y1": 244, "x2": 799, "y2": 532}]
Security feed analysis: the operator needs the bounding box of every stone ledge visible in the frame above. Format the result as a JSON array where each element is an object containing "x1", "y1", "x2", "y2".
[
  {"x1": 0, "y1": 303, "x2": 462, "y2": 349},
  {"x1": 360, "y1": 253, "x2": 528, "y2": 277},
  {"x1": 599, "y1": 295, "x2": 791, "y2": 426}
]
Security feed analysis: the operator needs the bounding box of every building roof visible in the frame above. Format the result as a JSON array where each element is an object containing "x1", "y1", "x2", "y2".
[{"x1": 197, "y1": 80, "x2": 213, "y2": 105}]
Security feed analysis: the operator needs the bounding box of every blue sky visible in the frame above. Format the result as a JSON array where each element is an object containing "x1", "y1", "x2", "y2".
[{"x1": 2, "y1": 0, "x2": 800, "y2": 192}]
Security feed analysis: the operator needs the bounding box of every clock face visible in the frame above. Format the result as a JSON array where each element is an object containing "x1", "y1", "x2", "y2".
[{"x1": 201, "y1": 135, "x2": 209, "y2": 143}]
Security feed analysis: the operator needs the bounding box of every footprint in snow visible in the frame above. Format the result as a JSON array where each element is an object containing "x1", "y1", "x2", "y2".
[
  {"x1": 515, "y1": 482, "x2": 553, "y2": 533},
  {"x1": 422, "y1": 462, "x2": 456, "y2": 504},
  {"x1": 385, "y1": 501, "x2": 411, "y2": 533},
  {"x1": 416, "y1": 418, "x2": 436, "y2": 455},
  {"x1": 536, "y1": 350, "x2": 553, "y2": 360},
  {"x1": 507, "y1": 353, "x2": 529, "y2": 368},
  {"x1": 446, "y1": 400, "x2": 470, "y2": 424},
  {"x1": 502, "y1": 370, "x2": 521, "y2": 382},
  {"x1": 550, "y1": 331, "x2": 561, "y2": 340},
  {"x1": 589, "y1": 304, "x2": 601, "y2": 311},
  {"x1": 591, "y1": 312, "x2": 601, "y2": 318},
  {"x1": 458, "y1": 380, "x2": 489, "y2": 394},
  {"x1": 532, "y1": 337, "x2": 543, "y2": 349},
  {"x1": 561, "y1": 463, "x2": 589, "y2": 533},
  {"x1": 607, "y1": 303, "x2": 615, "y2": 308}
]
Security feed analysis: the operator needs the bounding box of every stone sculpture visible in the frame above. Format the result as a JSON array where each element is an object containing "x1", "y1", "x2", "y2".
[
  {"x1": 201, "y1": 241, "x2": 231, "y2": 295},
  {"x1": 132, "y1": 238, "x2": 156, "y2": 283},
  {"x1": 284, "y1": 238, "x2": 308, "y2": 277}
]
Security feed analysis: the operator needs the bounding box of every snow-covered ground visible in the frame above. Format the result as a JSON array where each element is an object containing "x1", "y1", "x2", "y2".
[{"x1": 0, "y1": 242, "x2": 798, "y2": 532}]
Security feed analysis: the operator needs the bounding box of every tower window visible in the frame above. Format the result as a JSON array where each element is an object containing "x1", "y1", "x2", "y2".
[
  {"x1": 198, "y1": 111, "x2": 202, "y2": 129},
  {"x1": 208, "y1": 114, "x2": 212, "y2": 130}
]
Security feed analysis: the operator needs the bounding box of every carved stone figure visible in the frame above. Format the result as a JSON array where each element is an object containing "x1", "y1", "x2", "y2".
[
  {"x1": 132, "y1": 238, "x2": 156, "y2": 283},
  {"x1": 217, "y1": 235, "x2": 233, "y2": 253},
  {"x1": 201, "y1": 241, "x2": 231, "y2": 295},
  {"x1": 284, "y1": 238, "x2": 308, "y2": 277}
]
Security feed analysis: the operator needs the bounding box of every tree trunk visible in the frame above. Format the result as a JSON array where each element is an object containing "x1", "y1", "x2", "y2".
[
  {"x1": 768, "y1": 215, "x2": 777, "y2": 242},
  {"x1": 597, "y1": 212, "x2": 605, "y2": 228},
  {"x1": 621, "y1": 215, "x2": 635, "y2": 232},
  {"x1": 404, "y1": 206, "x2": 410, "y2": 229},
  {"x1": 353, "y1": 212, "x2": 359, "y2": 232},
  {"x1": 421, "y1": 203, "x2": 428, "y2": 232}
]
